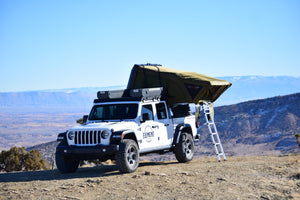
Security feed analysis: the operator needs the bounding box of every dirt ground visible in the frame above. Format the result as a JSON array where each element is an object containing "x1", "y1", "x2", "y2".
[{"x1": 0, "y1": 155, "x2": 299, "y2": 200}]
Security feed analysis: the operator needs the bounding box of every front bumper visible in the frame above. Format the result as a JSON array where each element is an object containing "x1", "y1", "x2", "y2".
[{"x1": 56, "y1": 144, "x2": 119, "y2": 160}]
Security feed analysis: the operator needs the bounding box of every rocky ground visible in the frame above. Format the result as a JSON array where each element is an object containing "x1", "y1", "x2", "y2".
[{"x1": 0, "y1": 155, "x2": 299, "y2": 200}]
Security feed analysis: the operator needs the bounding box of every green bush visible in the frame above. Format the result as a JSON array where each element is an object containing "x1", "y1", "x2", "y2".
[{"x1": 0, "y1": 146, "x2": 50, "y2": 172}]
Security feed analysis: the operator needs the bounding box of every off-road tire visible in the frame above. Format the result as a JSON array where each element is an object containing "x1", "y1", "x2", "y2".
[
  {"x1": 174, "y1": 133, "x2": 194, "y2": 163},
  {"x1": 115, "y1": 139, "x2": 140, "y2": 173},
  {"x1": 55, "y1": 142, "x2": 80, "y2": 173}
]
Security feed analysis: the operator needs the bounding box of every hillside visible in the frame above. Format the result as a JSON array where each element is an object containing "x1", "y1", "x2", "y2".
[
  {"x1": 0, "y1": 155, "x2": 299, "y2": 200},
  {"x1": 24, "y1": 93, "x2": 300, "y2": 165},
  {"x1": 196, "y1": 92, "x2": 300, "y2": 157}
]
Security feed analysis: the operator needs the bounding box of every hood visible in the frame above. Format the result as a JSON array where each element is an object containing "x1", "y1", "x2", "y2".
[{"x1": 69, "y1": 121, "x2": 138, "y2": 132}]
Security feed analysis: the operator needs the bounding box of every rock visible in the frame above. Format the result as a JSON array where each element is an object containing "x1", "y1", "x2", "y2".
[
  {"x1": 176, "y1": 171, "x2": 189, "y2": 176},
  {"x1": 64, "y1": 195, "x2": 81, "y2": 200},
  {"x1": 144, "y1": 171, "x2": 151, "y2": 175},
  {"x1": 156, "y1": 173, "x2": 167, "y2": 176},
  {"x1": 86, "y1": 179, "x2": 103, "y2": 184},
  {"x1": 216, "y1": 177, "x2": 226, "y2": 182},
  {"x1": 260, "y1": 195, "x2": 270, "y2": 200}
]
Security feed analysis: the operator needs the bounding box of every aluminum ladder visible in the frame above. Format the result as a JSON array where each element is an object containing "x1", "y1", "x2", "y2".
[{"x1": 202, "y1": 102, "x2": 226, "y2": 161}]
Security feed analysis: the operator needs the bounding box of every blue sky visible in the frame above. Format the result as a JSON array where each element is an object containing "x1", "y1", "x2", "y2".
[{"x1": 1, "y1": 0, "x2": 299, "y2": 92}]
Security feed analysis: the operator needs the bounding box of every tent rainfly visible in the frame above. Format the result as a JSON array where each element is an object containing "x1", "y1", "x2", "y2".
[{"x1": 127, "y1": 64, "x2": 232, "y2": 105}]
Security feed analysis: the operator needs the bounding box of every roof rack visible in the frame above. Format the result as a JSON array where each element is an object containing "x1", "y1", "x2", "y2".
[
  {"x1": 94, "y1": 87, "x2": 164, "y2": 103},
  {"x1": 135, "y1": 63, "x2": 162, "y2": 66}
]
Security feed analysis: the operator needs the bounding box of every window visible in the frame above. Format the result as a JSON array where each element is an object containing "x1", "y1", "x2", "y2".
[
  {"x1": 156, "y1": 103, "x2": 167, "y2": 119},
  {"x1": 89, "y1": 104, "x2": 138, "y2": 120},
  {"x1": 141, "y1": 104, "x2": 154, "y2": 121}
]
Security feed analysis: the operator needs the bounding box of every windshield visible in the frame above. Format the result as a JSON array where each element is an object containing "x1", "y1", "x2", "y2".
[{"x1": 89, "y1": 103, "x2": 138, "y2": 121}]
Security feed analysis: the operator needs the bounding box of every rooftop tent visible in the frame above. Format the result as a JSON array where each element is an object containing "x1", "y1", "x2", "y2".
[{"x1": 127, "y1": 64, "x2": 232, "y2": 105}]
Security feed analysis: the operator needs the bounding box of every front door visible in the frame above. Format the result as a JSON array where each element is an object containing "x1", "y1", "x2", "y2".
[{"x1": 138, "y1": 104, "x2": 160, "y2": 152}]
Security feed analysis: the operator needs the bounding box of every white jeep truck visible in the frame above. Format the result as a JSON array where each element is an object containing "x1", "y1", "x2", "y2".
[{"x1": 56, "y1": 87, "x2": 199, "y2": 173}]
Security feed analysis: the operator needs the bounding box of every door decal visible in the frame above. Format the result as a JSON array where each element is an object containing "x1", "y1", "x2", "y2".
[{"x1": 143, "y1": 125, "x2": 154, "y2": 142}]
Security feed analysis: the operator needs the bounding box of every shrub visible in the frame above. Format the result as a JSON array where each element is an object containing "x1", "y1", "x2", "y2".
[{"x1": 0, "y1": 146, "x2": 50, "y2": 172}]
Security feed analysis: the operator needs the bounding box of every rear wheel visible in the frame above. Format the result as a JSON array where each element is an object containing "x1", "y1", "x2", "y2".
[
  {"x1": 55, "y1": 142, "x2": 80, "y2": 173},
  {"x1": 174, "y1": 133, "x2": 194, "y2": 163},
  {"x1": 115, "y1": 139, "x2": 139, "y2": 173}
]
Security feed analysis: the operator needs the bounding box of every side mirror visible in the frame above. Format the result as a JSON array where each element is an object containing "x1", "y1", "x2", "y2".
[
  {"x1": 83, "y1": 115, "x2": 88, "y2": 124},
  {"x1": 77, "y1": 115, "x2": 88, "y2": 124}
]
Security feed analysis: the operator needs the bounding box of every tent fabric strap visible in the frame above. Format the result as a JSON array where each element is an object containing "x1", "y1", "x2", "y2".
[
  {"x1": 155, "y1": 65, "x2": 162, "y2": 87},
  {"x1": 142, "y1": 66, "x2": 148, "y2": 87}
]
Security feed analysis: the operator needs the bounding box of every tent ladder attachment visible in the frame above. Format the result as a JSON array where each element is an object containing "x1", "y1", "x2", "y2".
[{"x1": 201, "y1": 102, "x2": 226, "y2": 161}]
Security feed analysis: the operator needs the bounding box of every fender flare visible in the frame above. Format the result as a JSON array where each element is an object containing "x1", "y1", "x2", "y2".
[
  {"x1": 110, "y1": 129, "x2": 138, "y2": 145},
  {"x1": 173, "y1": 124, "x2": 192, "y2": 145},
  {"x1": 57, "y1": 131, "x2": 67, "y2": 142}
]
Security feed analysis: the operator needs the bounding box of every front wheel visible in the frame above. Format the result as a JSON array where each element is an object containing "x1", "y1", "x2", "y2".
[
  {"x1": 115, "y1": 139, "x2": 140, "y2": 173},
  {"x1": 55, "y1": 142, "x2": 80, "y2": 173},
  {"x1": 174, "y1": 133, "x2": 195, "y2": 163}
]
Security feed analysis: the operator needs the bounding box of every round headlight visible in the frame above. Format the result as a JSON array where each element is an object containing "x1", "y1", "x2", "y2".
[
  {"x1": 101, "y1": 130, "x2": 110, "y2": 139},
  {"x1": 68, "y1": 131, "x2": 75, "y2": 140}
]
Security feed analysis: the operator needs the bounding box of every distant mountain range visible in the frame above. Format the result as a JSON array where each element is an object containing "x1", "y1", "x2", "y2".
[
  {"x1": 1, "y1": 76, "x2": 299, "y2": 114},
  {"x1": 0, "y1": 86, "x2": 125, "y2": 113},
  {"x1": 218, "y1": 76, "x2": 300, "y2": 105},
  {"x1": 0, "y1": 76, "x2": 299, "y2": 110}
]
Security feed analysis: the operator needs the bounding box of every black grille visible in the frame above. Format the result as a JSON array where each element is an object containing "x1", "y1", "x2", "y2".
[{"x1": 74, "y1": 130, "x2": 101, "y2": 145}]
